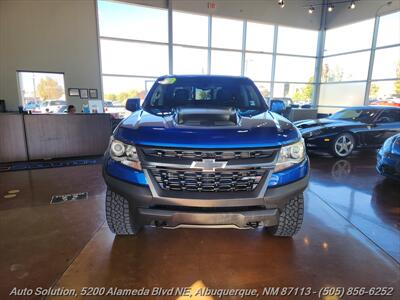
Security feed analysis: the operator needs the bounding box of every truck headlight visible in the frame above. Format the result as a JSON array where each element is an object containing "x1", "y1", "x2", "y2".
[
  {"x1": 274, "y1": 139, "x2": 306, "y2": 172},
  {"x1": 110, "y1": 138, "x2": 142, "y2": 170}
]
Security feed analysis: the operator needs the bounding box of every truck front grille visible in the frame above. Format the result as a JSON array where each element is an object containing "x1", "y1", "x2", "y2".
[
  {"x1": 142, "y1": 148, "x2": 275, "y2": 161},
  {"x1": 149, "y1": 168, "x2": 265, "y2": 192}
]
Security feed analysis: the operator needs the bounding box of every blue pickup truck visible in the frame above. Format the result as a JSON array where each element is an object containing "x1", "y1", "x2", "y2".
[{"x1": 103, "y1": 75, "x2": 309, "y2": 237}]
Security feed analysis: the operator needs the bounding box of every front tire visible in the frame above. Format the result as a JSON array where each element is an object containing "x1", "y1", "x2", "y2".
[
  {"x1": 267, "y1": 193, "x2": 304, "y2": 237},
  {"x1": 105, "y1": 189, "x2": 140, "y2": 235},
  {"x1": 331, "y1": 133, "x2": 355, "y2": 158}
]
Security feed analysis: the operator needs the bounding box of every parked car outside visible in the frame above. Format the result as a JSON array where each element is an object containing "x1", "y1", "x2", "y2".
[
  {"x1": 377, "y1": 133, "x2": 400, "y2": 180},
  {"x1": 23, "y1": 102, "x2": 41, "y2": 113},
  {"x1": 103, "y1": 75, "x2": 309, "y2": 237},
  {"x1": 104, "y1": 100, "x2": 127, "y2": 118},
  {"x1": 40, "y1": 100, "x2": 67, "y2": 113},
  {"x1": 295, "y1": 106, "x2": 400, "y2": 158}
]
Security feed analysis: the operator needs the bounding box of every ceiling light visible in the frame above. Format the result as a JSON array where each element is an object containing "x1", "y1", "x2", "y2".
[
  {"x1": 278, "y1": 0, "x2": 285, "y2": 8},
  {"x1": 308, "y1": 6, "x2": 315, "y2": 14},
  {"x1": 349, "y1": 1, "x2": 356, "y2": 9},
  {"x1": 328, "y1": 4, "x2": 334, "y2": 12}
]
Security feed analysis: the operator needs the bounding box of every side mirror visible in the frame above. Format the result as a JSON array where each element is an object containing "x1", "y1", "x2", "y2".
[
  {"x1": 126, "y1": 98, "x2": 141, "y2": 112},
  {"x1": 270, "y1": 100, "x2": 286, "y2": 115}
]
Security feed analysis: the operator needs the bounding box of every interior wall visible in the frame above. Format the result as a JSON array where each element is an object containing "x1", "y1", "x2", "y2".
[
  {"x1": 0, "y1": 0, "x2": 102, "y2": 112},
  {"x1": 326, "y1": 0, "x2": 400, "y2": 29}
]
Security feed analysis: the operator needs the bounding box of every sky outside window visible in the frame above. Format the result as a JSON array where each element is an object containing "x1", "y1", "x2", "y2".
[
  {"x1": 98, "y1": 0, "x2": 168, "y2": 42},
  {"x1": 173, "y1": 46, "x2": 208, "y2": 74},
  {"x1": 277, "y1": 26, "x2": 318, "y2": 56},
  {"x1": 101, "y1": 39, "x2": 168, "y2": 76},
  {"x1": 173, "y1": 11, "x2": 208, "y2": 46},
  {"x1": 246, "y1": 21, "x2": 274, "y2": 52},
  {"x1": 212, "y1": 17, "x2": 243, "y2": 50},
  {"x1": 275, "y1": 55, "x2": 315, "y2": 82},
  {"x1": 324, "y1": 19, "x2": 374, "y2": 55},
  {"x1": 377, "y1": 11, "x2": 400, "y2": 47}
]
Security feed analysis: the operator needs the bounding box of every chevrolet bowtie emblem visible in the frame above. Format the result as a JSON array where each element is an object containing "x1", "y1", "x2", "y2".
[{"x1": 190, "y1": 159, "x2": 228, "y2": 172}]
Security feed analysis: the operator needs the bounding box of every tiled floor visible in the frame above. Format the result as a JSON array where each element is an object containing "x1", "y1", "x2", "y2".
[{"x1": 0, "y1": 152, "x2": 399, "y2": 299}]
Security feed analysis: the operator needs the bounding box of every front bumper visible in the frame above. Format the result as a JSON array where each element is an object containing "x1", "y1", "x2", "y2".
[
  {"x1": 377, "y1": 152, "x2": 400, "y2": 180},
  {"x1": 103, "y1": 162, "x2": 309, "y2": 228}
]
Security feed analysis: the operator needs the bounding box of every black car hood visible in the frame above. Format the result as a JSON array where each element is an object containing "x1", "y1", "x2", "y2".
[{"x1": 294, "y1": 118, "x2": 360, "y2": 130}]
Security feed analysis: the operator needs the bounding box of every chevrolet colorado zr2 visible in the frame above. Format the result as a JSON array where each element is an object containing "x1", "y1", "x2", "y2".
[{"x1": 103, "y1": 75, "x2": 309, "y2": 237}]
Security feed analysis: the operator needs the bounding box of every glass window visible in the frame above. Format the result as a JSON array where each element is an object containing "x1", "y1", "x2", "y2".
[
  {"x1": 244, "y1": 53, "x2": 272, "y2": 81},
  {"x1": 98, "y1": 0, "x2": 168, "y2": 42},
  {"x1": 173, "y1": 46, "x2": 208, "y2": 75},
  {"x1": 319, "y1": 82, "x2": 366, "y2": 108},
  {"x1": 18, "y1": 72, "x2": 66, "y2": 113},
  {"x1": 100, "y1": 39, "x2": 168, "y2": 76},
  {"x1": 369, "y1": 80, "x2": 400, "y2": 103},
  {"x1": 254, "y1": 82, "x2": 271, "y2": 98},
  {"x1": 173, "y1": 11, "x2": 208, "y2": 46},
  {"x1": 372, "y1": 46, "x2": 400, "y2": 80},
  {"x1": 377, "y1": 12, "x2": 400, "y2": 47},
  {"x1": 376, "y1": 110, "x2": 400, "y2": 123},
  {"x1": 277, "y1": 26, "x2": 318, "y2": 56},
  {"x1": 275, "y1": 56, "x2": 315, "y2": 82},
  {"x1": 324, "y1": 19, "x2": 374, "y2": 55},
  {"x1": 246, "y1": 21, "x2": 274, "y2": 52},
  {"x1": 211, "y1": 17, "x2": 243, "y2": 50},
  {"x1": 103, "y1": 76, "x2": 154, "y2": 104},
  {"x1": 273, "y1": 82, "x2": 314, "y2": 104},
  {"x1": 211, "y1": 50, "x2": 242, "y2": 75},
  {"x1": 321, "y1": 51, "x2": 370, "y2": 82}
]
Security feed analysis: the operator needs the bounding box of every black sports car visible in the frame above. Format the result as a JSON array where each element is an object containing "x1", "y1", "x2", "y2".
[{"x1": 294, "y1": 106, "x2": 400, "y2": 158}]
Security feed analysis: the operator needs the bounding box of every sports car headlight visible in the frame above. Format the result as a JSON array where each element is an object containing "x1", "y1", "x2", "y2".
[
  {"x1": 110, "y1": 138, "x2": 142, "y2": 170},
  {"x1": 274, "y1": 139, "x2": 306, "y2": 172}
]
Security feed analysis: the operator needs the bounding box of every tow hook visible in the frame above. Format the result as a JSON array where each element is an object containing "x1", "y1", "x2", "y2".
[
  {"x1": 154, "y1": 220, "x2": 167, "y2": 227},
  {"x1": 247, "y1": 222, "x2": 260, "y2": 229}
]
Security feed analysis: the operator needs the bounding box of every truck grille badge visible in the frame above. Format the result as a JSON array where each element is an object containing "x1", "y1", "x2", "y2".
[{"x1": 190, "y1": 159, "x2": 228, "y2": 172}]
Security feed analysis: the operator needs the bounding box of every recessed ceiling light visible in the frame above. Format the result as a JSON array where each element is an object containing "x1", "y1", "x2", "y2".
[
  {"x1": 308, "y1": 6, "x2": 315, "y2": 14},
  {"x1": 349, "y1": 1, "x2": 356, "y2": 9},
  {"x1": 278, "y1": 0, "x2": 285, "y2": 8},
  {"x1": 328, "y1": 4, "x2": 334, "y2": 12}
]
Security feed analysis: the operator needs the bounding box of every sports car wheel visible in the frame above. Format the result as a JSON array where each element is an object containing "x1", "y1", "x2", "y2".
[{"x1": 331, "y1": 133, "x2": 355, "y2": 158}]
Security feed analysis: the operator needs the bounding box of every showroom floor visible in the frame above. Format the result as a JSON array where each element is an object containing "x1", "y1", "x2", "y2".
[{"x1": 0, "y1": 152, "x2": 399, "y2": 299}]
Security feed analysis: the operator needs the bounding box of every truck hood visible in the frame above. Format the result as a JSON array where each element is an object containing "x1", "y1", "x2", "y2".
[{"x1": 114, "y1": 109, "x2": 301, "y2": 149}]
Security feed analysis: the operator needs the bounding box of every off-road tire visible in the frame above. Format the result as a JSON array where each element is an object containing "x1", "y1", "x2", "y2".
[
  {"x1": 267, "y1": 193, "x2": 304, "y2": 237},
  {"x1": 105, "y1": 189, "x2": 139, "y2": 235}
]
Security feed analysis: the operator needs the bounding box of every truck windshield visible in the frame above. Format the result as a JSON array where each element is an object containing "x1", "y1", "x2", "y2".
[{"x1": 143, "y1": 77, "x2": 267, "y2": 112}]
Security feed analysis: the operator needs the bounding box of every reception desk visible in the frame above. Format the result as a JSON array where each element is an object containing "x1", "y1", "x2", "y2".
[
  {"x1": 0, "y1": 113, "x2": 112, "y2": 163},
  {"x1": 0, "y1": 114, "x2": 28, "y2": 162}
]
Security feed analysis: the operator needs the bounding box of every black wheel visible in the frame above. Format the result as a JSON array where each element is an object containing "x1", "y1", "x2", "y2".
[
  {"x1": 105, "y1": 189, "x2": 140, "y2": 235},
  {"x1": 331, "y1": 133, "x2": 355, "y2": 158},
  {"x1": 267, "y1": 193, "x2": 304, "y2": 237}
]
